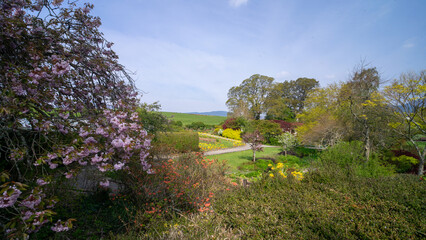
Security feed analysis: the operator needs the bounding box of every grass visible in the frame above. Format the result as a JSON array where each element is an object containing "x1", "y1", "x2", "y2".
[
  {"x1": 210, "y1": 147, "x2": 282, "y2": 172},
  {"x1": 161, "y1": 112, "x2": 226, "y2": 126}
]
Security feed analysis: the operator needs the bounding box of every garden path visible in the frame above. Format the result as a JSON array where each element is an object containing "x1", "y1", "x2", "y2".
[
  {"x1": 200, "y1": 132, "x2": 276, "y2": 156},
  {"x1": 204, "y1": 144, "x2": 276, "y2": 156}
]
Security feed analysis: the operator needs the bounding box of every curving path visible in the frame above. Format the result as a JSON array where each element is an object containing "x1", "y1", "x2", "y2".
[{"x1": 199, "y1": 133, "x2": 276, "y2": 156}]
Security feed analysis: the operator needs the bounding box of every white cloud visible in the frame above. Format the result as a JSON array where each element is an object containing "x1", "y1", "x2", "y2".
[
  {"x1": 101, "y1": 29, "x2": 245, "y2": 112},
  {"x1": 275, "y1": 71, "x2": 290, "y2": 79},
  {"x1": 229, "y1": 0, "x2": 248, "y2": 8},
  {"x1": 325, "y1": 74, "x2": 335, "y2": 79},
  {"x1": 402, "y1": 42, "x2": 414, "y2": 49}
]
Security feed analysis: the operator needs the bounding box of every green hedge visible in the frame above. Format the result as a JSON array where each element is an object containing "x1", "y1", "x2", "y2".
[{"x1": 155, "y1": 132, "x2": 199, "y2": 153}]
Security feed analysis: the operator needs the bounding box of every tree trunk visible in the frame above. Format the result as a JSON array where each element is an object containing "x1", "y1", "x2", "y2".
[
  {"x1": 418, "y1": 155, "x2": 425, "y2": 176},
  {"x1": 416, "y1": 145, "x2": 425, "y2": 176},
  {"x1": 253, "y1": 150, "x2": 256, "y2": 162},
  {"x1": 365, "y1": 125, "x2": 370, "y2": 162}
]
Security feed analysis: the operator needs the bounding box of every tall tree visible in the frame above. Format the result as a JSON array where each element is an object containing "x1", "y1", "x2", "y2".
[
  {"x1": 226, "y1": 74, "x2": 274, "y2": 120},
  {"x1": 266, "y1": 77, "x2": 319, "y2": 120},
  {"x1": 384, "y1": 70, "x2": 426, "y2": 175},
  {"x1": 296, "y1": 84, "x2": 343, "y2": 147},
  {"x1": 339, "y1": 65, "x2": 392, "y2": 161}
]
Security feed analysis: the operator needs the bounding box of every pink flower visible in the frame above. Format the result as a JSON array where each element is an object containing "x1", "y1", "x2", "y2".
[
  {"x1": 52, "y1": 61, "x2": 70, "y2": 76},
  {"x1": 111, "y1": 138, "x2": 124, "y2": 148},
  {"x1": 36, "y1": 179, "x2": 48, "y2": 186},
  {"x1": 65, "y1": 172, "x2": 73, "y2": 179},
  {"x1": 49, "y1": 163, "x2": 58, "y2": 169},
  {"x1": 0, "y1": 187, "x2": 21, "y2": 208},
  {"x1": 59, "y1": 112, "x2": 69, "y2": 120},
  {"x1": 91, "y1": 154, "x2": 103, "y2": 163},
  {"x1": 51, "y1": 220, "x2": 70, "y2": 232},
  {"x1": 99, "y1": 180, "x2": 109, "y2": 187},
  {"x1": 79, "y1": 130, "x2": 89, "y2": 138},
  {"x1": 84, "y1": 137, "x2": 97, "y2": 144},
  {"x1": 113, "y1": 162, "x2": 125, "y2": 170},
  {"x1": 95, "y1": 127, "x2": 108, "y2": 137},
  {"x1": 20, "y1": 194, "x2": 41, "y2": 209}
]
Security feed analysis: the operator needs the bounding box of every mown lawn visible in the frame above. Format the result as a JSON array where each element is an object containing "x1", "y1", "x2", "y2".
[
  {"x1": 209, "y1": 147, "x2": 282, "y2": 172},
  {"x1": 161, "y1": 112, "x2": 226, "y2": 126}
]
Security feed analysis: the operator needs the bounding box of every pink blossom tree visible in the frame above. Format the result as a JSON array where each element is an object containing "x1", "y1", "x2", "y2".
[{"x1": 0, "y1": 0, "x2": 151, "y2": 238}]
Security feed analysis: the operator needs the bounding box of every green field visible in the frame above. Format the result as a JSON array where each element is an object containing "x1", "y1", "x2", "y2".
[{"x1": 161, "y1": 112, "x2": 226, "y2": 126}]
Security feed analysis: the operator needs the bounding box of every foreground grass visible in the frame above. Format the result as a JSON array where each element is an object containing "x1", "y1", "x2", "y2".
[
  {"x1": 161, "y1": 112, "x2": 226, "y2": 126},
  {"x1": 131, "y1": 172, "x2": 425, "y2": 240}
]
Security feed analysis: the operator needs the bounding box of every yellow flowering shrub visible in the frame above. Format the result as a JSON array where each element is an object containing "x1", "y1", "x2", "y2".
[
  {"x1": 222, "y1": 129, "x2": 242, "y2": 140},
  {"x1": 268, "y1": 162, "x2": 304, "y2": 181}
]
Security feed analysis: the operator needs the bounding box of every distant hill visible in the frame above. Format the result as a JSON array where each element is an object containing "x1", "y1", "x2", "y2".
[{"x1": 186, "y1": 111, "x2": 228, "y2": 117}]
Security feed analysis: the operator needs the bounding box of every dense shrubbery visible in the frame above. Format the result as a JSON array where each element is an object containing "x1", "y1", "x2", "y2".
[
  {"x1": 147, "y1": 165, "x2": 425, "y2": 239},
  {"x1": 222, "y1": 117, "x2": 248, "y2": 130},
  {"x1": 155, "y1": 132, "x2": 200, "y2": 153},
  {"x1": 318, "y1": 141, "x2": 394, "y2": 178},
  {"x1": 185, "y1": 121, "x2": 215, "y2": 130},
  {"x1": 269, "y1": 119, "x2": 300, "y2": 132},
  {"x1": 120, "y1": 153, "x2": 228, "y2": 236},
  {"x1": 248, "y1": 120, "x2": 282, "y2": 145}
]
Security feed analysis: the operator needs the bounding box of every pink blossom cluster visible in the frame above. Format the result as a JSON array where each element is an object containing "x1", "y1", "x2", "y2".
[
  {"x1": 51, "y1": 220, "x2": 70, "y2": 232},
  {"x1": 0, "y1": 186, "x2": 22, "y2": 208}
]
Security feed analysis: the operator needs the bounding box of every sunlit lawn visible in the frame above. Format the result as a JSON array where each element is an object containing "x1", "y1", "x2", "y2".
[{"x1": 209, "y1": 147, "x2": 282, "y2": 172}]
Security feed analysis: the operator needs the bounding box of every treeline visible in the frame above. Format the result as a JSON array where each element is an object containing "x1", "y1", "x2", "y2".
[
  {"x1": 226, "y1": 66, "x2": 425, "y2": 175},
  {"x1": 226, "y1": 74, "x2": 319, "y2": 121}
]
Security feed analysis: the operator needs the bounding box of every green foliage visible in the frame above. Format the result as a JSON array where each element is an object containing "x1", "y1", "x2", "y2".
[
  {"x1": 143, "y1": 171, "x2": 425, "y2": 239},
  {"x1": 222, "y1": 129, "x2": 242, "y2": 140},
  {"x1": 222, "y1": 117, "x2": 248, "y2": 130},
  {"x1": 185, "y1": 121, "x2": 207, "y2": 130},
  {"x1": 266, "y1": 77, "x2": 319, "y2": 116},
  {"x1": 319, "y1": 141, "x2": 394, "y2": 178},
  {"x1": 278, "y1": 132, "x2": 298, "y2": 154},
  {"x1": 279, "y1": 155, "x2": 311, "y2": 168},
  {"x1": 389, "y1": 155, "x2": 419, "y2": 173},
  {"x1": 137, "y1": 102, "x2": 169, "y2": 134},
  {"x1": 33, "y1": 190, "x2": 132, "y2": 240},
  {"x1": 161, "y1": 112, "x2": 226, "y2": 126},
  {"x1": 248, "y1": 120, "x2": 282, "y2": 144},
  {"x1": 155, "y1": 132, "x2": 200, "y2": 153},
  {"x1": 122, "y1": 153, "x2": 228, "y2": 235},
  {"x1": 226, "y1": 74, "x2": 274, "y2": 120}
]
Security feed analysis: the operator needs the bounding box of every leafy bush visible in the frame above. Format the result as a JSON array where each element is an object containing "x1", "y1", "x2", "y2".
[
  {"x1": 150, "y1": 173, "x2": 425, "y2": 239},
  {"x1": 293, "y1": 146, "x2": 320, "y2": 158},
  {"x1": 269, "y1": 120, "x2": 299, "y2": 132},
  {"x1": 155, "y1": 132, "x2": 200, "y2": 152},
  {"x1": 389, "y1": 155, "x2": 419, "y2": 173},
  {"x1": 277, "y1": 132, "x2": 298, "y2": 156},
  {"x1": 319, "y1": 141, "x2": 394, "y2": 177},
  {"x1": 137, "y1": 102, "x2": 169, "y2": 134},
  {"x1": 222, "y1": 129, "x2": 242, "y2": 140},
  {"x1": 222, "y1": 117, "x2": 248, "y2": 130},
  {"x1": 248, "y1": 120, "x2": 283, "y2": 145},
  {"x1": 124, "y1": 153, "x2": 228, "y2": 233},
  {"x1": 186, "y1": 121, "x2": 207, "y2": 130}
]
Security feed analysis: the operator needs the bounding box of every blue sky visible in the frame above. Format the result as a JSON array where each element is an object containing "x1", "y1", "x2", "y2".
[{"x1": 91, "y1": 0, "x2": 426, "y2": 112}]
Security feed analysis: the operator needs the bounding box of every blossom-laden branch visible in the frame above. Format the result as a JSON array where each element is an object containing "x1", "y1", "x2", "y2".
[{"x1": 0, "y1": 0, "x2": 151, "y2": 238}]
